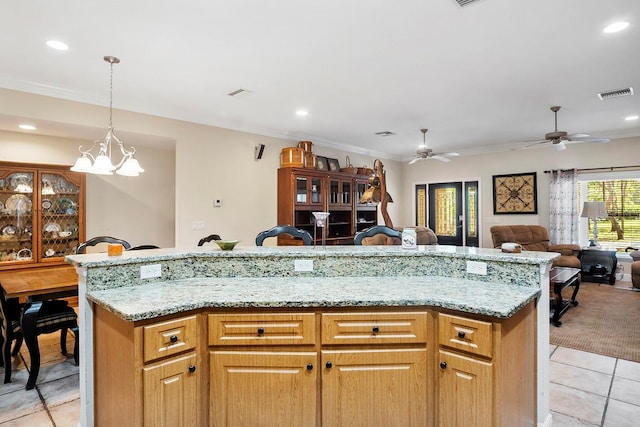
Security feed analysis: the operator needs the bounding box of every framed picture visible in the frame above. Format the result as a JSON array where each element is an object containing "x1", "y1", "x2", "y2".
[
  {"x1": 493, "y1": 172, "x2": 537, "y2": 214},
  {"x1": 316, "y1": 156, "x2": 329, "y2": 171},
  {"x1": 327, "y1": 158, "x2": 340, "y2": 172}
]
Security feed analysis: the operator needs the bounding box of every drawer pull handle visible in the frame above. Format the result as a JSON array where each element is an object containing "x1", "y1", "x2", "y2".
[
  {"x1": 257, "y1": 327, "x2": 265, "y2": 335},
  {"x1": 457, "y1": 331, "x2": 466, "y2": 339},
  {"x1": 372, "y1": 326, "x2": 380, "y2": 333},
  {"x1": 169, "y1": 335, "x2": 178, "y2": 343},
  {"x1": 188, "y1": 365, "x2": 196, "y2": 373},
  {"x1": 306, "y1": 363, "x2": 313, "y2": 371},
  {"x1": 325, "y1": 361, "x2": 333, "y2": 369},
  {"x1": 440, "y1": 362, "x2": 447, "y2": 369}
]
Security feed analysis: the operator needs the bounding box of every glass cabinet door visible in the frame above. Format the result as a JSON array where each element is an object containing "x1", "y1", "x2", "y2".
[
  {"x1": 329, "y1": 178, "x2": 351, "y2": 206},
  {"x1": 0, "y1": 170, "x2": 36, "y2": 265},
  {"x1": 39, "y1": 172, "x2": 82, "y2": 261},
  {"x1": 295, "y1": 175, "x2": 323, "y2": 206}
]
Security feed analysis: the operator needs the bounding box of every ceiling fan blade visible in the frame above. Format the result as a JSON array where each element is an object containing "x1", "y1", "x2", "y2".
[
  {"x1": 408, "y1": 157, "x2": 421, "y2": 165},
  {"x1": 524, "y1": 140, "x2": 549, "y2": 148},
  {"x1": 436, "y1": 152, "x2": 459, "y2": 157},
  {"x1": 566, "y1": 137, "x2": 611, "y2": 143},
  {"x1": 430, "y1": 155, "x2": 452, "y2": 162},
  {"x1": 567, "y1": 133, "x2": 591, "y2": 139}
]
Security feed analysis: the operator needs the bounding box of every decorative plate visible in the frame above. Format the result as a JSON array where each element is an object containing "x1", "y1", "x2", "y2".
[
  {"x1": 9, "y1": 173, "x2": 33, "y2": 192},
  {"x1": 43, "y1": 222, "x2": 61, "y2": 233},
  {"x1": 1, "y1": 225, "x2": 16, "y2": 236},
  {"x1": 5, "y1": 194, "x2": 32, "y2": 213},
  {"x1": 57, "y1": 197, "x2": 74, "y2": 211},
  {"x1": 42, "y1": 199, "x2": 53, "y2": 211}
]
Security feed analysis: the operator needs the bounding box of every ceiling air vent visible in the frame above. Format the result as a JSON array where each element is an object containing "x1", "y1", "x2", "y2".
[
  {"x1": 375, "y1": 131, "x2": 395, "y2": 137},
  {"x1": 597, "y1": 87, "x2": 634, "y2": 100},
  {"x1": 228, "y1": 88, "x2": 251, "y2": 97},
  {"x1": 454, "y1": 0, "x2": 482, "y2": 7}
]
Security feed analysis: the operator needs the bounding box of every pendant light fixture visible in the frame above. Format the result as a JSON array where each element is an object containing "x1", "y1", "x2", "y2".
[{"x1": 71, "y1": 56, "x2": 144, "y2": 176}]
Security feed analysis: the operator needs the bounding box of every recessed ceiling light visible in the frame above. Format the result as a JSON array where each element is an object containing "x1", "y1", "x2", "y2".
[
  {"x1": 296, "y1": 110, "x2": 308, "y2": 117},
  {"x1": 625, "y1": 115, "x2": 639, "y2": 121},
  {"x1": 19, "y1": 124, "x2": 36, "y2": 130},
  {"x1": 46, "y1": 40, "x2": 69, "y2": 50},
  {"x1": 603, "y1": 22, "x2": 629, "y2": 33}
]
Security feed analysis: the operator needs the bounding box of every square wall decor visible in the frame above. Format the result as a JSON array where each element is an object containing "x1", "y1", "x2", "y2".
[{"x1": 493, "y1": 172, "x2": 537, "y2": 214}]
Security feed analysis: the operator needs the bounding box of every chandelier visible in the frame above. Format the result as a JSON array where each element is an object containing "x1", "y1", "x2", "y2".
[{"x1": 71, "y1": 56, "x2": 144, "y2": 176}]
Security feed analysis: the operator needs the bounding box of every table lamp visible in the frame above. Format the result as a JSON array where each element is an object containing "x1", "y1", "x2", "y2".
[{"x1": 580, "y1": 201, "x2": 608, "y2": 247}]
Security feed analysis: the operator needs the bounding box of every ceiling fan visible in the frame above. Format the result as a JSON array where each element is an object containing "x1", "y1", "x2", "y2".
[
  {"x1": 526, "y1": 106, "x2": 610, "y2": 151},
  {"x1": 408, "y1": 129, "x2": 459, "y2": 164}
]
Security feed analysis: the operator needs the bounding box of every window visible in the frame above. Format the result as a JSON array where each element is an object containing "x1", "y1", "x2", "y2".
[{"x1": 578, "y1": 177, "x2": 640, "y2": 251}]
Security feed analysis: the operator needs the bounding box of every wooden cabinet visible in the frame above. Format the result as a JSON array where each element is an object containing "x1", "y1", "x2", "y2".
[
  {"x1": 209, "y1": 313, "x2": 318, "y2": 427},
  {"x1": 93, "y1": 307, "x2": 205, "y2": 427},
  {"x1": 321, "y1": 311, "x2": 429, "y2": 426},
  {"x1": 436, "y1": 303, "x2": 536, "y2": 427},
  {"x1": 0, "y1": 161, "x2": 85, "y2": 270},
  {"x1": 277, "y1": 167, "x2": 377, "y2": 245}
]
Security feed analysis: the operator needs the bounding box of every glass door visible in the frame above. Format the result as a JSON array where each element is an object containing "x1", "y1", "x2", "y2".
[
  {"x1": 428, "y1": 183, "x2": 463, "y2": 245},
  {"x1": 0, "y1": 169, "x2": 36, "y2": 266}
]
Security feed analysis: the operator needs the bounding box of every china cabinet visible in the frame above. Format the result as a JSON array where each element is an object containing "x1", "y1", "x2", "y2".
[
  {"x1": 0, "y1": 162, "x2": 85, "y2": 270},
  {"x1": 277, "y1": 167, "x2": 377, "y2": 245}
]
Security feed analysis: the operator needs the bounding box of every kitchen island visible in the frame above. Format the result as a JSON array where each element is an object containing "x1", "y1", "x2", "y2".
[{"x1": 67, "y1": 245, "x2": 557, "y2": 427}]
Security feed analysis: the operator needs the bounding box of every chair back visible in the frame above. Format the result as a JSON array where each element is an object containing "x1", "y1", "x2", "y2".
[
  {"x1": 255, "y1": 226, "x2": 313, "y2": 246},
  {"x1": 76, "y1": 236, "x2": 132, "y2": 254},
  {"x1": 198, "y1": 234, "x2": 222, "y2": 246},
  {"x1": 353, "y1": 225, "x2": 402, "y2": 245},
  {"x1": 128, "y1": 245, "x2": 160, "y2": 251}
]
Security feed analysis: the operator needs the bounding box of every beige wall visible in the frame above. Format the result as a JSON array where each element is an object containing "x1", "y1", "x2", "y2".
[
  {"x1": 3, "y1": 88, "x2": 638, "y2": 252},
  {"x1": 399, "y1": 136, "x2": 640, "y2": 249}
]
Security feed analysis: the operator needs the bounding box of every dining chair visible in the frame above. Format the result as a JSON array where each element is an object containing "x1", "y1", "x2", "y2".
[
  {"x1": 128, "y1": 244, "x2": 160, "y2": 250},
  {"x1": 353, "y1": 225, "x2": 402, "y2": 245},
  {"x1": 76, "y1": 236, "x2": 132, "y2": 254},
  {"x1": 255, "y1": 225, "x2": 313, "y2": 246},
  {"x1": 197, "y1": 234, "x2": 222, "y2": 246},
  {"x1": 0, "y1": 283, "x2": 78, "y2": 389}
]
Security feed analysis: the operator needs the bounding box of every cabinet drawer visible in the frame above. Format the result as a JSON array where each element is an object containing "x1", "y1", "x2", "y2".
[
  {"x1": 142, "y1": 315, "x2": 198, "y2": 363},
  {"x1": 208, "y1": 313, "x2": 316, "y2": 346},
  {"x1": 438, "y1": 313, "x2": 492, "y2": 358},
  {"x1": 321, "y1": 312, "x2": 428, "y2": 345}
]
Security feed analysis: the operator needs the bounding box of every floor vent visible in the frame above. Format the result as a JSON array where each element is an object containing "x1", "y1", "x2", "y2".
[
  {"x1": 597, "y1": 87, "x2": 634, "y2": 100},
  {"x1": 454, "y1": 0, "x2": 482, "y2": 7}
]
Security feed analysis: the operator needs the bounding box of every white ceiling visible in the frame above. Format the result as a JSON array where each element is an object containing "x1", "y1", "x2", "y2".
[{"x1": 1, "y1": 0, "x2": 639, "y2": 160}]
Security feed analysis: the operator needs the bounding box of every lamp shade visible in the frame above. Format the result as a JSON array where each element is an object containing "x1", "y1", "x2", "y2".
[{"x1": 580, "y1": 201, "x2": 608, "y2": 219}]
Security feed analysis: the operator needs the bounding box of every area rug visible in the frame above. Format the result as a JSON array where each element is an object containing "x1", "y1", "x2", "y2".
[{"x1": 549, "y1": 281, "x2": 640, "y2": 362}]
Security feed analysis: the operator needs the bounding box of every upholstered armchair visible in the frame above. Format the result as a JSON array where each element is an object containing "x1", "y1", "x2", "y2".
[{"x1": 490, "y1": 225, "x2": 581, "y2": 269}]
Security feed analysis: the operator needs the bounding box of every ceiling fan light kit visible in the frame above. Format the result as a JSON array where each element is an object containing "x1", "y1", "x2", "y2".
[
  {"x1": 525, "y1": 105, "x2": 611, "y2": 151},
  {"x1": 408, "y1": 129, "x2": 459, "y2": 164}
]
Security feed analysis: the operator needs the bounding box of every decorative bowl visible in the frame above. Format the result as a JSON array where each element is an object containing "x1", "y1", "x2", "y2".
[{"x1": 214, "y1": 240, "x2": 240, "y2": 251}]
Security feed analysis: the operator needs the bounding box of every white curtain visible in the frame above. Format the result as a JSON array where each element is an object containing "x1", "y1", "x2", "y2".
[{"x1": 549, "y1": 169, "x2": 578, "y2": 244}]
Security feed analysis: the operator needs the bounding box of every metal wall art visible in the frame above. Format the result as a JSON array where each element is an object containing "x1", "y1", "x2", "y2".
[{"x1": 493, "y1": 172, "x2": 537, "y2": 214}]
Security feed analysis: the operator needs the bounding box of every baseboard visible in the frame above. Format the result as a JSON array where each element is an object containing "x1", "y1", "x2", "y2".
[{"x1": 540, "y1": 412, "x2": 553, "y2": 427}]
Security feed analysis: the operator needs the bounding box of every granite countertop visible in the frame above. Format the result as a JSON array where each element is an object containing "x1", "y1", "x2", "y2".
[{"x1": 87, "y1": 275, "x2": 541, "y2": 322}]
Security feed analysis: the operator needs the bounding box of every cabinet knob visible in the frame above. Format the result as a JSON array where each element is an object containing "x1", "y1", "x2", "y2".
[
  {"x1": 306, "y1": 363, "x2": 313, "y2": 371},
  {"x1": 325, "y1": 361, "x2": 333, "y2": 369},
  {"x1": 188, "y1": 365, "x2": 196, "y2": 373},
  {"x1": 440, "y1": 362, "x2": 447, "y2": 369},
  {"x1": 457, "y1": 331, "x2": 466, "y2": 339},
  {"x1": 257, "y1": 327, "x2": 265, "y2": 335},
  {"x1": 169, "y1": 335, "x2": 178, "y2": 343},
  {"x1": 372, "y1": 326, "x2": 380, "y2": 333}
]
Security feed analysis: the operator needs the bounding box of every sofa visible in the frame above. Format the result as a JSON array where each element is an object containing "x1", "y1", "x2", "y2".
[
  {"x1": 490, "y1": 225, "x2": 581, "y2": 269},
  {"x1": 628, "y1": 249, "x2": 640, "y2": 289},
  {"x1": 360, "y1": 226, "x2": 438, "y2": 246}
]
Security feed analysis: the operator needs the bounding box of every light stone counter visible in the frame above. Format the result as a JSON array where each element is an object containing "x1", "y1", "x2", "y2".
[{"x1": 86, "y1": 276, "x2": 540, "y2": 322}]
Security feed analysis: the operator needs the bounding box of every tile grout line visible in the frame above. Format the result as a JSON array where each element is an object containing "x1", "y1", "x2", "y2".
[
  {"x1": 19, "y1": 352, "x2": 56, "y2": 427},
  {"x1": 599, "y1": 358, "x2": 619, "y2": 427}
]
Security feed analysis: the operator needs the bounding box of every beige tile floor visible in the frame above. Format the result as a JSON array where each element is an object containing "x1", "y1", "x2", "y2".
[{"x1": 2, "y1": 322, "x2": 639, "y2": 426}]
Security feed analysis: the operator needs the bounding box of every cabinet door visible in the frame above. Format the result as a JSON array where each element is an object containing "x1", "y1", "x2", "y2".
[
  {"x1": 295, "y1": 175, "x2": 323, "y2": 206},
  {"x1": 142, "y1": 353, "x2": 198, "y2": 427},
  {"x1": 210, "y1": 351, "x2": 317, "y2": 427},
  {"x1": 0, "y1": 168, "x2": 35, "y2": 267},
  {"x1": 38, "y1": 170, "x2": 84, "y2": 263},
  {"x1": 437, "y1": 350, "x2": 492, "y2": 427},
  {"x1": 322, "y1": 348, "x2": 427, "y2": 427}
]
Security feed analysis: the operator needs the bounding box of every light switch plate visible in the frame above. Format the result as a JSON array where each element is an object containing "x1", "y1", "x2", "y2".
[
  {"x1": 466, "y1": 260, "x2": 487, "y2": 275},
  {"x1": 141, "y1": 264, "x2": 162, "y2": 279},
  {"x1": 294, "y1": 259, "x2": 313, "y2": 272}
]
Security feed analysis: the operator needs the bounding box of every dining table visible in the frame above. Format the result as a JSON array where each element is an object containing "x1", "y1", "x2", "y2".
[{"x1": 0, "y1": 264, "x2": 79, "y2": 388}]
